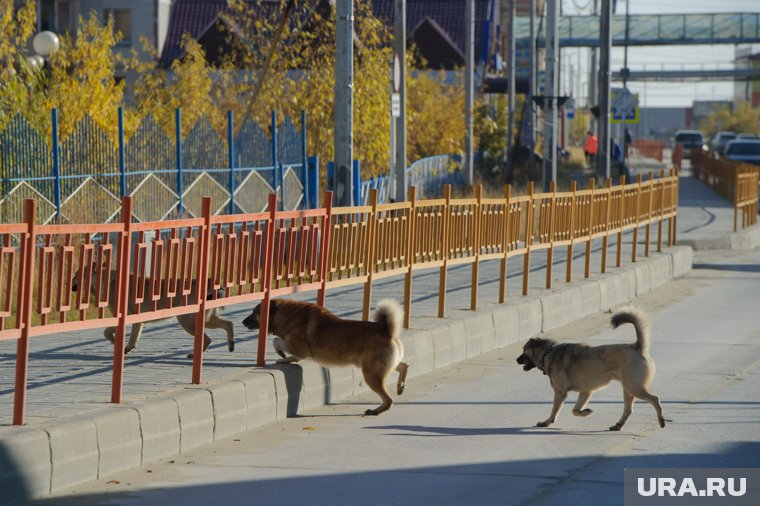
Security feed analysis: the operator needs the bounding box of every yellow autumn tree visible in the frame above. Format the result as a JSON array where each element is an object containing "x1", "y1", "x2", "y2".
[
  {"x1": 0, "y1": 0, "x2": 40, "y2": 130},
  {"x1": 700, "y1": 101, "x2": 760, "y2": 139},
  {"x1": 44, "y1": 13, "x2": 124, "y2": 139}
]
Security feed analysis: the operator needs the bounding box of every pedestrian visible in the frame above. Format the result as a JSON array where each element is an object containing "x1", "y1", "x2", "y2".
[
  {"x1": 625, "y1": 128, "x2": 633, "y2": 158},
  {"x1": 584, "y1": 130, "x2": 598, "y2": 165}
]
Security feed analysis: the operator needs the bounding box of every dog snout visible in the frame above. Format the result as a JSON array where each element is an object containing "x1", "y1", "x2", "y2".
[
  {"x1": 242, "y1": 314, "x2": 260, "y2": 330},
  {"x1": 516, "y1": 353, "x2": 536, "y2": 371}
]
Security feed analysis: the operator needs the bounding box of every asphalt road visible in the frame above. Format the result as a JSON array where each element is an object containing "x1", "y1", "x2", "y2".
[{"x1": 38, "y1": 249, "x2": 760, "y2": 506}]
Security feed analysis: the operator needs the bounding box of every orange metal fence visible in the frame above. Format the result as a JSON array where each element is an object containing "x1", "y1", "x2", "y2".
[
  {"x1": 1, "y1": 172, "x2": 679, "y2": 425},
  {"x1": 695, "y1": 155, "x2": 759, "y2": 231}
]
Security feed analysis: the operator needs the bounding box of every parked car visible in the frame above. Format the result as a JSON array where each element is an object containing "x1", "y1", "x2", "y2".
[
  {"x1": 723, "y1": 139, "x2": 760, "y2": 166},
  {"x1": 736, "y1": 133, "x2": 760, "y2": 140},
  {"x1": 674, "y1": 130, "x2": 707, "y2": 159},
  {"x1": 710, "y1": 131, "x2": 736, "y2": 157}
]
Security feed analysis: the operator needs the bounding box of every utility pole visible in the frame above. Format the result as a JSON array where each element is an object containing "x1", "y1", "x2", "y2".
[
  {"x1": 596, "y1": 0, "x2": 612, "y2": 180},
  {"x1": 621, "y1": 0, "x2": 630, "y2": 165},
  {"x1": 529, "y1": 0, "x2": 537, "y2": 149},
  {"x1": 334, "y1": 0, "x2": 354, "y2": 205},
  {"x1": 589, "y1": 0, "x2": 598, "y2": 133},
  {"x1": 542, "y1": 0, "x2": 559, "y2": 191},
  {"x1": 394, "y1": 0, "x2": 407, "y2": 202},
  {"x1": 464, "y1": 0, "x2": 475, "y2": 185},
  {"x1": 506, "y1": 0, "x2": 516, "y2": 177}
]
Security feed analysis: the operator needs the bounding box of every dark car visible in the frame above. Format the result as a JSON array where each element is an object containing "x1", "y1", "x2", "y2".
[
  {"x1": 710, "y1": 131, "x2": 736, "y2": 157},
  {"x1": 674, "y1": 130, "x2": 707, "y2": 159},
  {"x1": 724, "y1": 139, "x2": 760, "y2": 166}
]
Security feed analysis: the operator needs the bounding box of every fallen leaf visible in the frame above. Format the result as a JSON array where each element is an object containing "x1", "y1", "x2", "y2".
[
  {"x1": 302, "y1": 426, "x2": 316, "y2": 431},
  {"x1": 107, "y1": 480, "x2": 120, "y2": 485}
]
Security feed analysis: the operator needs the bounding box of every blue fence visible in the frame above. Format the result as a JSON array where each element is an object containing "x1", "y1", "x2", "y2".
[
  {"x1": 326, "y1": 154, "x2": 463, "y2": 206},
  {"x1": 0, "y1": 108, "x2": 316, "y2": 224}
]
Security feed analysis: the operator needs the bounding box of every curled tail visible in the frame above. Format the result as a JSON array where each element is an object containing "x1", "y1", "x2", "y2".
[
  {"x1": 611, "y1": 308, "x2": 651, "y2": 355},
  {"x1": 375, "y1": 299, "x2": 403, "y2": 339}
]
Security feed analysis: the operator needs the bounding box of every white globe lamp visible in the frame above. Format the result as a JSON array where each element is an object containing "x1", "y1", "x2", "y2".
[{"x1": 33, "y1": 31, "x2": 60, "y2": 58}]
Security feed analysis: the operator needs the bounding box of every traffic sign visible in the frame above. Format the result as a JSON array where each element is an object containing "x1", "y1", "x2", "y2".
[
  {"x1": 611, "y1": 88, "x2": 639, "y2": 124},
  {"x1": 391, "y1": 93, "x2": 400, "y2": 117}
]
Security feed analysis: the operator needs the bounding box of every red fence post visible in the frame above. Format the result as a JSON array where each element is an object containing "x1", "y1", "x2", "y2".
[
  {"x1": 111, "y1": 196, "x2": 133, "y2": 404},
  {"x1": 192, "y1": 197, "x2": 212, "y2": 384},
  {"x1": 13, "y1": 199, "x2": 36, "y2": 426},
  {"x1": 316, "y1": 191, "x2": 333, "y2": 307},
  {"x1": 256, "y1": 193, "x2": 278, "y2": 367}
]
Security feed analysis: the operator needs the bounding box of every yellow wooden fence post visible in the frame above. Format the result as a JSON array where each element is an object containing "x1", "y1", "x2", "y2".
[
  {"x1": 601, "y1": 178, "x2": 612, "y2": 274},
  {"x1": 522, "y1": 182, "x2": 534, "y2": 296},
  {"x1": 403, "y1": 186, "x2": 416, "y2": 329},
  {"x1": 584, "y1": 178, "x2": 595, "y2": 279},
  {"x1": 499, "y1": 184, "x2": 511, "y2": 303},
  {"x1": 470, "y1": 184, "x2": 482, "y2": 311},
  {"x1": 362, "y1": 189, "x2": 378, "y2": 321},
  {"x1": 616, "y1": 176, "x2": 625, "y2": 268},
  {"x1": 566, "y1": 181, "x2": 577, "y2": 283},
  {"x1": 545, "y1": 180, "x2": 556, "y2": 289},
  {"x1": 632, "y1": 173, "x2": 642, "y2": 263},
  {"x1": 438, "y1": 184, "x2": 451, "y2": 318}
]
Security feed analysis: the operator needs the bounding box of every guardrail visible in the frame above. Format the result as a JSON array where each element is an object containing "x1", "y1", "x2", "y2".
[
  {"x1": 693, "y1": 154, "x2": 759, "y2": 231},
  {"x1": 1, "y1": 171, "x2": 678, "y2": 425}
]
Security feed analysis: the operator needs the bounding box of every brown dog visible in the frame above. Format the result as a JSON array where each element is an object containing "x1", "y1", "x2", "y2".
[
  {"x1": 516, "y1": 308, "x2": 665, "y2": 431},
  {"x1": 243, "y1": 298, "x2": 409, "y2": 415},
  {"x1": 72, "y1": 266, "x2": 234, "y2": 356}
]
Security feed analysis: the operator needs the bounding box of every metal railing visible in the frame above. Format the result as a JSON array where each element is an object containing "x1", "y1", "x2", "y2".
[
  {"x1": 694, "y1": 154, "x2": 759, "y2": 231},
  {"x1": 1, "y1": 170, "x2": 679, "y2": 425},
  {"x1": 0, "y1": 109, "x2": 315, "y2": 224}
]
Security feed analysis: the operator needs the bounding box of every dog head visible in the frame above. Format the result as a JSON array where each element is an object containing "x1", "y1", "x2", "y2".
[
  {"x1": 516, "y1": 337, "x2": 554, "y2": 372},
  {"x1": 71, "y1": 261, "x2": 103, "y2": 292},
  {"x1": 242, "y1": 300, "x2": 278, "y2": 331}
]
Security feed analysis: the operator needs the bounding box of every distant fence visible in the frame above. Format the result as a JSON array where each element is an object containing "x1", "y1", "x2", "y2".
[
  {"x1": 632, "y1": 140, "x2": 664, "y2": 162},
  {"x1": 1, "y1": 170, "x2": 678, "y2": 425},
  {"x1": 328, "y1": 154, "x2": 461, "y2": 206},
  {"x1": 0, "y1": 109, "x2": 316, "y2": 224},
  {"x1": 693, "y1": 154, "x2": 759, "y2": 231}
]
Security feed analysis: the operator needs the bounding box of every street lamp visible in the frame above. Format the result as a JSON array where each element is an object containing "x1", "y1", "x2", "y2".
[{"x1": 32, "y1": 30, "x2": 60, "y2": 58}]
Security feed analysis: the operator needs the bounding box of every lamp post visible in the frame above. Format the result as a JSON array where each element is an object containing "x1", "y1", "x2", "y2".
[
  {"x1": 33, "y1": 30, "x2": 60, "y2": 59},
  {"x1": 28, "y1": 30, "x2": 59, "y2": 72}
]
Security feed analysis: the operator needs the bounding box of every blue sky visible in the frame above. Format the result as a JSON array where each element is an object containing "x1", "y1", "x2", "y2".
[{"x1": 559, "y1": 0, "x2": 760, "y2": 107}]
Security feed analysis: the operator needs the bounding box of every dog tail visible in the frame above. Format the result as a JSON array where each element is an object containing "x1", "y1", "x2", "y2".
[
  {"x1": 375, "y1": 299, "x2": 403, "y2": 339},
  {"x1": 611, "y1": 308, "x2": 651, "y2": 354}
]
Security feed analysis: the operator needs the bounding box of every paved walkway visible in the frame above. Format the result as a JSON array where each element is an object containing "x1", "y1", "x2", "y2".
[{"x1": 1, "y1": 154, "x2": 757, "y2": 502}]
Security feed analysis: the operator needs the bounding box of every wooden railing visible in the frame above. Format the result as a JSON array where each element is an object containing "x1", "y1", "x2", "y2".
[
  {"x1": 695, "y1": 154, "x2": 759, "y2": 231},
  {"x1": 0, "y1": 171, "x2": 679, "y2": 425}
]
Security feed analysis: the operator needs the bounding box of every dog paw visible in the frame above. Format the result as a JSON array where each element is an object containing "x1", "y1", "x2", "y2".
[
  {"x1": 609, "y1": 424, "x2": 623, "y2": 431},
  {"x1": 364, "y1": 409, "x2": 380, "y2": 416},
  {"x1": 397, "y1": 384, "x2": 405, "y2": 395},
  {"x1": 659, "y1": 418, "x2": 666, "y2": 428},
  {"x1": 228, "y1": 343, "x2": 235, "y2": 352},
  {"x1": 536, "y1": 421, "x2": 551, "y2": 428}
]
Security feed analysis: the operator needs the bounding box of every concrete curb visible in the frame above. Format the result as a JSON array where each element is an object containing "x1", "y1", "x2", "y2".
[
  {"x1": 0, "y1": 246, "x2": 693, "y2": 503},
  {"x1": 678, "y1": 223, "x2": 760, "y2": 251}
]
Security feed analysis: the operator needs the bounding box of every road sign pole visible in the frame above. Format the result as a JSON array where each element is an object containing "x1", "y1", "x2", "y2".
[{"x1": 394, "y1": 0, "x2": 407, "y2": 203}]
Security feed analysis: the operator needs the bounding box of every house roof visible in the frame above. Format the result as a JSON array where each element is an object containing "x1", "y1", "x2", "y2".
[
  {"x1": 371, "y1": 0, "x2": 493, "y2": 60},
  {"x1": 160, "y1": 0, "x2": 495, "y2": 68}
]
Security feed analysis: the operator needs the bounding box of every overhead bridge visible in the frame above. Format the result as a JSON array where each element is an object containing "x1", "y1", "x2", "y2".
[
  {"x1": 612, "y1": 68, "x2": 760, "y2": 82},
  {"x1": 516, "y1": 13, "x2": 760, "y2": 48}
]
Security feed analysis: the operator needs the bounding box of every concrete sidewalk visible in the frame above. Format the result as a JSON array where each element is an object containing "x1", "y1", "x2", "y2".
[{"x1": 0, "y1": 165, "x2": 756, "y2": 503}]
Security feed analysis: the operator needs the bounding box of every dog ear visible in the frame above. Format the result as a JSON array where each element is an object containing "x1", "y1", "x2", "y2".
[{"x1": 527, "y1": 337, "x2": 543, "y2": 347}]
